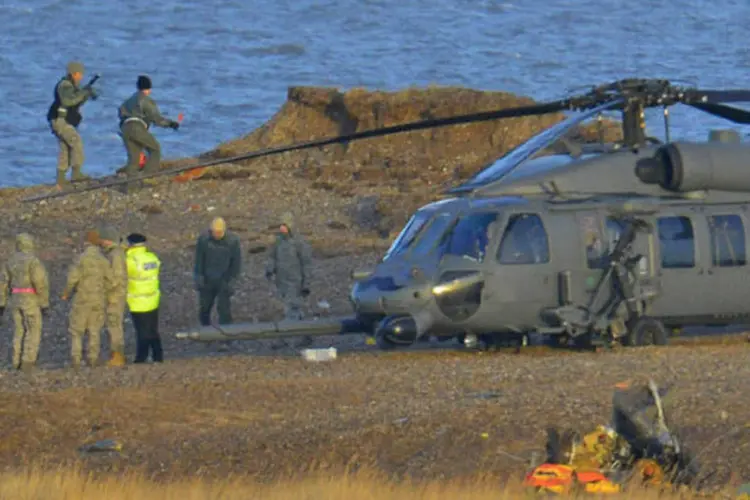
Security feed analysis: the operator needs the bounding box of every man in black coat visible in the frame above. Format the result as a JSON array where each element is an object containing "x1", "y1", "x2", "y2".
[{"x1": 193, "y1": 217, "x2": 242, "y2": 325}]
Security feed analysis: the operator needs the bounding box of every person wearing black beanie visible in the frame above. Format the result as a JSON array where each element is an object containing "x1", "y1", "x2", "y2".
[{"x1": 116, "y1": 74, "x2": 181, "y2": 191}]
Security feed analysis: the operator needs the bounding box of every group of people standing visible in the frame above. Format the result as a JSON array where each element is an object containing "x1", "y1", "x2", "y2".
[
  {"x1": 48, "y1": 61, "x2": 180, "y2": 189},
  {"x1": 0, "y1": 226, "x2": 161, "y2": 372},
  {"x1": 0, "y1": 213, "x2": 314, "y2": 372}
]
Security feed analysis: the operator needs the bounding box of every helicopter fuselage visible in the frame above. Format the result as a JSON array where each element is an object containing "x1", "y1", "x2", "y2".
[{"x1": 351, "y1": 140, "x2": 750, "y2": 348}]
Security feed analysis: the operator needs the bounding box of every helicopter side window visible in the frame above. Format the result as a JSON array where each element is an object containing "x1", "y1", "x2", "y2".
[
  {"x1": 707, "y1": 214, "x2": 746, "y2": 267},
  {"x1": 497, "y1": 213, "x2": 550, "y2": 265},
  {"x1": 656, "y1": 216, "x2": 695, "y2": 269},
  {"x1": 439, "y1": 212, "x2": 499, "y2": 262},
  {"x1": 586, "y1": 217, "x2": 626, "y2": 269}
]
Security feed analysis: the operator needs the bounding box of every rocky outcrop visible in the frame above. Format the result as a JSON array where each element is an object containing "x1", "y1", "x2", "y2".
[{"x1": 169, "y1": 86, "x2": 621, "y2": 191}]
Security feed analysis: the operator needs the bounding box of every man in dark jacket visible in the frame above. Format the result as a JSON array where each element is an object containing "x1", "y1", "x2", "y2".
[
  {"x1": 118, "y1": 75, "x2": 180, "y2": 180},
  {"x1": 265, "y1": 212, "x2": 313, "y2": 322},
  {"x1": 193, "y1": 217, "x2": 242, "y2": 325}
]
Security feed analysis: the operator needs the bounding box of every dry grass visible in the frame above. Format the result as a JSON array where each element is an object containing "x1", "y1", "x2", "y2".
[
  {"x1": 0, "y1": 347, "x2": 748, "y2": 490},
  {"x1": 0, "y1": 466, "x2": 735, "y2": 500}
]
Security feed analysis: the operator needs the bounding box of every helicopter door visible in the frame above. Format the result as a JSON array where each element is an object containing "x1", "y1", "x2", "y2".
[
  {"x1": 476, "y1": 211, "x2": 558, "y2": 330},
  {"x1": 575, "y1": 212, "x2": 658, "y2": 309},
  {"x1": 430, "y1": 212, "x2": 501, "y2": 325},
  {"x1": 697, "y1": 212, "x2": 749, "y2": 316},
  {"x1": 650, "y1": 213, "x2": 712, "y2": 319}
]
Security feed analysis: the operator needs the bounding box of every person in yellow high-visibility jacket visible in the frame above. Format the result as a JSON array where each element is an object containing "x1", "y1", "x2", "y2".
[{"x1": 125, "y1": 232, "x2": 163, "y2": 363}]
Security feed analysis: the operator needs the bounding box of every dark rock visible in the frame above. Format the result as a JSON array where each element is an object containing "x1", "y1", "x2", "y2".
[
  {"x1": 347, "y1": 195, "x2": 382, "y2": 232},
  {"x1": 326, "y1": 220, "x2": 348, "y2": 230},
  {"x1": 139, "y1": 204, "x2": 164, "y2": 215}
]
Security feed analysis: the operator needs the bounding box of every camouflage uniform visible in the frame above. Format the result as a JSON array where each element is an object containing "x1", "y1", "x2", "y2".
[
  {"x1": 265, "y1": 212, "x2": 313, "y2": 321},
  {"x1": 63, "y1": 240, "x2": 111, "y2": 367},
  {"x1": 46, "y1": 61, "x2": 96, "y2": 186},
  {"x1": 118, "y1": 75, "x2": 179, "y2": 178},
  {"x1": 0, "y1": 234, "x2": 50, "y2": 370},
  {"x1": 100, "y1": 226, "x2": 127, "y2": 363}
]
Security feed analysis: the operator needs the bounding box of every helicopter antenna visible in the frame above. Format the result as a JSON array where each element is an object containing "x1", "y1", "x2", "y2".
[{"x1": 663, "y1": 106, "x2": 671, "y2": 143}]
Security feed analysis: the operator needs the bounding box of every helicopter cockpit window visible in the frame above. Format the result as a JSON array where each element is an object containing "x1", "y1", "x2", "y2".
[
  {"x1": 410, "y1": 213, "x2": 455, "y2": 256},
  {"x1": 438, "y1": 212, "x2": 499, "y2": 262},
  {"x1": 656, "y1": 216, "x2": 695, "y2": 269},
  {"x1": 586, "y1": 217, "x2": 626, "y2": 269},
  {"x1": 497, "y1": 213, "x2": 550, "y2": 265},
  {"x1": 382, "y1": 211, "x2": 432, "y2": 261},
  {"x1": 707, "y1": 214, "x2": 746, "y2": 267}
]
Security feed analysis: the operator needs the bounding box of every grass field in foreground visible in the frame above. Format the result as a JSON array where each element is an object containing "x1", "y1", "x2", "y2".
[{"x1": 1, "y1": 467, "x2": 741, "y2": 500}]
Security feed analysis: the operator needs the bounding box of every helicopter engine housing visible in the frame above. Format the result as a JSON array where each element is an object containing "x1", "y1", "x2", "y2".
[{"x1": 635, "y1": 141, "x2": 750, "y2": 193}]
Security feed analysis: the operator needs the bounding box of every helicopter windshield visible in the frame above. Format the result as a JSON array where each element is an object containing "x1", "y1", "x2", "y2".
[
  {"x1": 382, "y1": 211, "x2": 432, "y2": 261},
  {"x1": 409, "y1": 213, "x2": 455, "y2": 256},
  {"x1": 451, "y1": 100, "x2": 621, "y2": 193}
]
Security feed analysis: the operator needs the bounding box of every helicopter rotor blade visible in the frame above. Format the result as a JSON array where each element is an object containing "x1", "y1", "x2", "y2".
[
  {"x1": 22, "y1": 100, "x2": 574, "y2": 203},
  {"x1": 680, "y1": 89, "x2": 750, "y2": 104},
  {"x1": 686, "y1": 102, "x2": 750, "y2": 124}
]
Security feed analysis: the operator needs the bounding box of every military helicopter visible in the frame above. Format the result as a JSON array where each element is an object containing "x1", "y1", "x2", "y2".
[{"x1": 24, "y1": 78, "x2": 750, "y2": 351}]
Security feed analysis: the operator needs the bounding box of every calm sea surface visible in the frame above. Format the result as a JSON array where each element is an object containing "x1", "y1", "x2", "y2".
[{"x1": 1, "y1": 0, "x2": 749, "y2": 186}]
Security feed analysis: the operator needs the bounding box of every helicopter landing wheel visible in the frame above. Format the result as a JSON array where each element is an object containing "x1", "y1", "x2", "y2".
[
  {"x1": 624, "y1": 317, "x2": 668, "y2": 347},
  {"x1": 572, "y1": 332, "x2": 594, "y2": 350},
  {"x1": 375, "y1": 332, "x2": 400, "y2": 350}
]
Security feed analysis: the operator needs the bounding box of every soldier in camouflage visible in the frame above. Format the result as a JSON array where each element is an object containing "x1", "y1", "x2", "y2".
[
  {"x1": 117, "y1": 75, "x2": 180, "y2": 186},
  {"x1": 47, "y1": 61, "x2": 98, "y2": 188},
  {"x1": 0, "y1": 233, "x2": 50, "y2": 372},
  {"x1": 265, "y1": 212, "x2": 313, "y2": 346},
  {"x1": 99, "y1": 225, "x2": 127, "y2": 366},
  {"x1": 61, "y1": 230, "x2": 112, "y2": 369}
]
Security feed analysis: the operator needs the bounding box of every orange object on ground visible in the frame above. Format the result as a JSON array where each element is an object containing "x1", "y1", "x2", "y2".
[
  {"x1": 524, "y1": 463, "x2": 621, "y2": 495},
  {"x1": 172, "y1": 167, "x2": 206, "y2": 183},
  {"x1": 138, "y1": 152, "x2": 146, "y2": 169}
]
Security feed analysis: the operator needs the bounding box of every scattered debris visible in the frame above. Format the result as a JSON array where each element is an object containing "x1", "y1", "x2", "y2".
[
  {"x1": 301, "y1": 347, "x2": 337, "y2": 362},
  {"x1": 468, "y1": 391, "x2": 503, "y2": 400},
  {"x1": 79, "y1": 439, "x2": 123, "y2": 454},
  {"x1": 139, "y1": 204, "x2": 164, "y2": 214},
  {"x1": 524, "y1": 379, "x2": 700, "y2": 495},
  {"x1": 326, "y1": 220, "x2": 348, "y2": 230}
]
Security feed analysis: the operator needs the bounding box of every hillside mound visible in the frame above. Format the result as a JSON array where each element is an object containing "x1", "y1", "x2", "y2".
[{"x1": 169, "y1": 86, "x2": 621, "y2": 197}]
